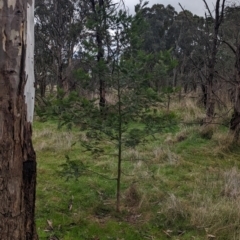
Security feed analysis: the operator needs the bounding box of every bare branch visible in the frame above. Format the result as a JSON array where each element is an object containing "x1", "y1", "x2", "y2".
[
  {"x1": 222, "y1": 40, "x2": 236, "y2": 54},
  {"x1": 219, "y1": 0, "x2": 226, "y2": 24},
  {"x1": 215, "y1": 0, "x2": 220, "y2": 27},
  {"x1": 178, "y1": 3, "x2": 192, "y2": 22},
  {"x1": 203, "y1": 0, "x2": 214, "y2": 19}
]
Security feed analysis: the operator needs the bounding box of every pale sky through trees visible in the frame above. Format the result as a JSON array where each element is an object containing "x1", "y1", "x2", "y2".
[{"x1": 124, "y1": 0, "x2": 217, "y2": 16}]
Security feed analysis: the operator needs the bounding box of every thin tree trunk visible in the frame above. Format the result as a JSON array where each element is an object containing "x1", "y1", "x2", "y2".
[
  {"x1": 0, "y1": 1, "x2": 37, "y2": 239},
  {"x1": 230, "y1": 45, "x2": 240, "y2": 142},
  {"x1": 116, "y1": 72, "x2": 122, "y2": 212},
  {"x1": 98, "y1": 0, "x2": 106, "y2": 112},
  {"x1": 172, "y1": 67, "x2": 178, "y2": 88},
  {"x1": 90, "y1": 0, "x2": 106, "y2": 112},
  {"x1": 203, "y1": 0, "x2": 226, "y2": 123},
  {"x1": 40, "y1": 76, "x2": 47, "y2": 97}
]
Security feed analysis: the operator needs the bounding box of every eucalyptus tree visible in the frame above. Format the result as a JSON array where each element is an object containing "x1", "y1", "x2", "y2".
[
  {"x1": 90, "y1": 0, "x2": 107, "y2": 111},
  {"x1": 142, "y1": 4, "x2": 177, "y2": 53},
  {"x1": 77, "y1": 0, "x2": 124, "y2": 112},
  {"x1": 165, "y1": 10, "x2": 196, "y2": 91},
  {"x1": 202, "y1": 0, "x2": 226, "y2": 123},
  {"x1": 221, "y1": 5, "x2": 240, "y2": 141},
  {"x1": 0, "y1": 1, "x2": 37, "y2": 239},
  {"x1": 138, "y1": 4, "x2": 203, "y2": 91},
  {"x1": 35, "y1": 0, "x2": 83, "y2": 94},
  {"x1": 133, "y1": 4, "x2": 176, "y2": 89}
]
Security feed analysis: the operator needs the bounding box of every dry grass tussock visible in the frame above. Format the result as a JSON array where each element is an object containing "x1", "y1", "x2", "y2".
[
  {"x1": 123, "y1": 184, "x2": 142, "y2": 208},
  {"x1": 87, "y1": 89, "x2": 118, "y2": 105},
  {"x1": 122, "y1": 148, "x2": 142, "y2": 161},
  {"x1": 195, "y1": 201, "x2": 239, "y2": 231},
  {"x1": 158, "y1": 169, "x2": 240, "y2": 238},
  {"x1": 164, "y1": 126, "x2": 195, "y2": 145},
  {"x1": 151, "y1": 166, "x2": 240, "y2": 238},
  {"x1": 33, "y1": 128, "x2": 76, "y2": 151},
  {"x1": 222, "y1": 167, "x2": 240, "y2": 199},
  {"x1": 159, "y1": 193, "x2": 189, "y2": 222},
  {"x1": 198, "y1": 124, "x2": 217, "y2": 140},
  {"x1": 211, "y1": 129, "x2": 240, "y2": 155},
  {"x1": 171, "y1": 97, "x2": 205, "y2": 123},
  {"x1": 190, "y1": 194, "x2": 240, "y2": 238},
  {"x1": 153, "y1": 146, "x2": 180, "y2": 165}
]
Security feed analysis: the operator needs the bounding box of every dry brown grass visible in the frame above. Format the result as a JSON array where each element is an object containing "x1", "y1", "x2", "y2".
[
  {"x1": 33, "y1": 127, "x2": 76, "y2": 151},
  {"x1": 153, "y1": 146, "x2": 180, "y2": 165},
  {"x1": 171, "y1": 97, "x2": 205, "y2": 123},
  {"x1": 146, "y1": 143, "x2": 240, "y2": 239},
  {"x1": 211, "y1": 129, "x2": 239, "y2": 156},
  {"x1": 123, "y1": 149, "x2": 141, "y2": 161},
  {"x1": 222, "y1": 167, "x2": 240, "y2": 199},
  {"x1": 198, "y1": 124, "x2": 217, "y2": 140},
  {"x1": 190, "y1": 195, "x2": 240, "y2": 238},
  {"x1": 156, "y1": 168, "x2": 240, "y2": 239},
  {"x1": 162, "y1": 193, "x2": 189, "y2": 221},
  {"x1": 124, "y1": 184, "x2": 141, "y2": 208}
]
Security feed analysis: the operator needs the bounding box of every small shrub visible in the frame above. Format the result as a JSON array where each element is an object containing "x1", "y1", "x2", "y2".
[
  {"x1": 164, "y1": 194, "x2": 189, "y2": 221},
  {"x1": 124, "y1": 184, "x2": 141, "y2": 208},
  {"x1": 199, "y1": 126, "x2": 215, "y2": 140},
  {"x1": 153, "y1": 147, "x2": 180, "y2": 165}
]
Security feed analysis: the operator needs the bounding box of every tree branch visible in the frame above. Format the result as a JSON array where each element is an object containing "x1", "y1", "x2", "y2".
[
  {"x1": 219, "y1": 0, "x2": 226, "y2": 24},
  {"x1": 222, "y1": 40, "x2": 236, "y2": 54},
  {"x1": 203, "y1": 0, "x2": 214, "y2": 19},
  {"x1": 178, "y1": 3, "x2": 192, "y2": 22}
]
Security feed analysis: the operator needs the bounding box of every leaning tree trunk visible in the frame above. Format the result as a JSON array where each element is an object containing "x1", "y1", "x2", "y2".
[{"x1": 0, "y1": 1, "x2": 37, "y2": 239}]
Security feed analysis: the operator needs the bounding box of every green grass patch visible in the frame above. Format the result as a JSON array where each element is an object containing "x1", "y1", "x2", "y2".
[{"x1": 34, "y1": 106, "x2": 240, "y2": 239}]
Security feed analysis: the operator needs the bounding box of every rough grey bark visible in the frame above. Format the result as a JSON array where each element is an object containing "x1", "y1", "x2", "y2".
[{"x1": 0, "y1": 1, "x2": 37, "y2": 239}]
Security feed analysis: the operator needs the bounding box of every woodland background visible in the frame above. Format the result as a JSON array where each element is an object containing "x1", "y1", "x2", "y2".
[{"x1": 33, "y1": 1, "x2": 240, "y2": 239}]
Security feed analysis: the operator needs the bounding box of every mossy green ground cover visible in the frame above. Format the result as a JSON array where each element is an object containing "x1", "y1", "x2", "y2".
[{"x1": 34, "y1": 113, "x2": 240, "y2": 239}]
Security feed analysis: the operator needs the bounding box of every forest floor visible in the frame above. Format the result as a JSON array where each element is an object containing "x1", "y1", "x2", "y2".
[{"x1": 34, "y1": 98, "x2": 240, "y2": 240}]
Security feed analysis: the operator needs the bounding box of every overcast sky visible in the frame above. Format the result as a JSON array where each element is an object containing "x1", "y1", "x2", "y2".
[{"x1": 124, "y1": 0, "x2": 216, "y2": 16}]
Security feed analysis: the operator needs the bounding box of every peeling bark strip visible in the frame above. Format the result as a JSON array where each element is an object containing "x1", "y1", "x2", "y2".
[
  {"x1": 0, "y1": 1, "x2": 37, "y2": 239},
  {"x1": 25, "y1": 0, "x2": 35, "y2": 122}
]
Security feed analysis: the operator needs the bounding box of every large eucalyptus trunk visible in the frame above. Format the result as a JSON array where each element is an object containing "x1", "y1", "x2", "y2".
[{"x1": 0, "y1": 1, "x2": 37, "y2": 239}]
